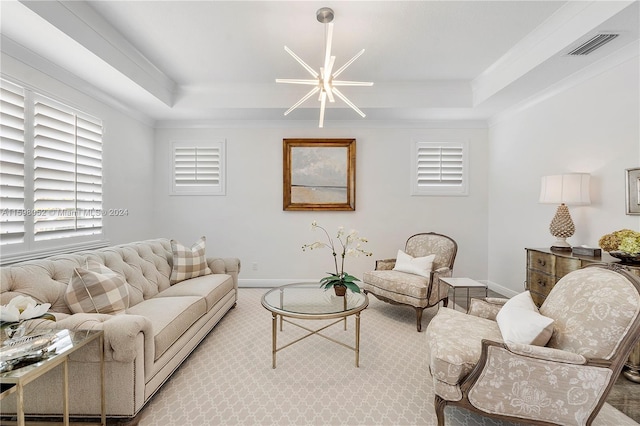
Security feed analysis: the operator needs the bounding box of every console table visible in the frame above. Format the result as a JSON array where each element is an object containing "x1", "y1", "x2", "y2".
[{"x1": 525, "y1": 247, "x2": 640, "y2": 383}]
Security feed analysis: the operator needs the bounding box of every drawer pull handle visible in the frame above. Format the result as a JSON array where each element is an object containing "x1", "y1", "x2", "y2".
[
  {"x1": 537, "y1": 259, "x2": 546, "y2": 266},
  {"x1": 537, "y1": 279, "x2": 545, "y2": 287}
]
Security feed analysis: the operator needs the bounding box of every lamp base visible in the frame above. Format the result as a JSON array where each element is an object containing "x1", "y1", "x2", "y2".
[{"x1": 551, "y1": 237, "x2": 572, "y2": 251}]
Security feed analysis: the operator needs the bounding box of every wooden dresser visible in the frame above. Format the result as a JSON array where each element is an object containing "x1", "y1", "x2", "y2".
[
  {"x1": 525, "y1": 247, "x2": 640, "y2": 383},
  {"x1": 525, "y1": 248, "x2": 638, "y2": 306}
]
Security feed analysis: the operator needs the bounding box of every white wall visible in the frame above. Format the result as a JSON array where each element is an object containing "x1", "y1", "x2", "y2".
[
  {"x1": 487, "y1": 56, "x2": 640, "y2": 296},
  {"x1": 1, "y1": 54, "x2": 157, "y2": 245},
  {"x1": 154, "y1": 126, "x2": 489, "y2": 286}
]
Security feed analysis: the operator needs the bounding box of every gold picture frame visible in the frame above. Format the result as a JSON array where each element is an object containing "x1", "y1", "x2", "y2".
[
  {"x1": 626, "y1": 167, "x2": 640, "y2": 215},
  {"x1": 283, "y1": 139, "x2": 356, "y2": 211}
]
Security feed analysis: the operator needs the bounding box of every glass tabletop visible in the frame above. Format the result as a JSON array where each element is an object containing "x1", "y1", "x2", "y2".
[
  {"x1": 0, "y1": 329, "x2": 102, "y2": 379},
  {"x1": 261, "y1": 282, "x2": 368, "y2": 318}
]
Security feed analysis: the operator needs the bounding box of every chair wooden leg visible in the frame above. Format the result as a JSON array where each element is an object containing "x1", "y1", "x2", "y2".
[
  {"x1": 416, "y1": 307, "x2": 423, "y2": 332},
  {"x1": 435, "y1": 395, "x2": 447, "y2": 426}
]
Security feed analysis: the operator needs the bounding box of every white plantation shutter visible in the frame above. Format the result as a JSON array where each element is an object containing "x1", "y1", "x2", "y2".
[
  {"x1": 33, "y1": 96, "x2": 103, "y2": 240},
  {"x1": 171, "y1": 141, "x2": 225, "y2": 195},
  {"x1": 411, "y1": 141, "x2": 468, "y2": 196},
  {"x1": 0, "y1": 81, "x2": 26, "y2": 245}
]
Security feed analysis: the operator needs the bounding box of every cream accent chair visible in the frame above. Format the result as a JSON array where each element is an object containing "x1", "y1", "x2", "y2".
[
  {"x1": 425, "y1": 264, "x2": 640, "y2": 426},
  {"x1": 361, "y1": 232, "x2": 457, "y2": 332}
]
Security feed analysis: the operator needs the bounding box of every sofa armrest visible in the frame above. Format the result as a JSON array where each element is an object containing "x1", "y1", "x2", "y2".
[
  {"x1": 29, "y1": 313, "x2": 154, "y2": 365},
  {"x1": 207, "y1": 257, "x2": 241, "y2": 288},
  {"x1": 467, "y1": 298, "x2": 508, "y2": 320},
  {"x1": 375, "y1": 258, "x2": 396, "y2": 270}
]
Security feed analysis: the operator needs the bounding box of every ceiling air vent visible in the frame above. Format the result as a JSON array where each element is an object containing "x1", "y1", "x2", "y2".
[{"x1": 567, "y1": 33, "x2": 619, "y2": 56}]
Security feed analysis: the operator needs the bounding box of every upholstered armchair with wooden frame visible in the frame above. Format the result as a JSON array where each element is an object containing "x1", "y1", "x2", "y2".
[
  {"x1": 426, "y1": 264, "x2": 640, "y2": 426},
  {"x1": 361, "y1": 232, "x2": 457, "y2": 332}
]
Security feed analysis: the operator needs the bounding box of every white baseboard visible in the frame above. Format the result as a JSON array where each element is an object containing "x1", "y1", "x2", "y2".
[
  {"x1": 482, "y1": 280, "x2": 520, "y2": 298},
  {"x1": 240, "y1": 278, "x2": 522, "y2": 299}
]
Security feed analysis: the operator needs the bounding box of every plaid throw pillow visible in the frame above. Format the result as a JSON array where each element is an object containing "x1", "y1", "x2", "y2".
[
  {"x1": 66, "y1": 260, "x2": 129, "y2": 314},
  {"x1": 170, "y1": 236, "x2": 212, "y2": 285}
]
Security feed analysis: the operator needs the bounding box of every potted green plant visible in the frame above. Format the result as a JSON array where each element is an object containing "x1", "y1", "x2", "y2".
[
  {"x1": 599, "y1": 229, "x2": 640, "y2": 264},
  {"x1": 302, "y1": 221, "x2": 372, "y2": 295}
]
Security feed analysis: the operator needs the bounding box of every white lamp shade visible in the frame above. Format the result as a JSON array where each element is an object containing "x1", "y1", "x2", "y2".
[{"x1": 539, "y1": 174, "x2": 591, "y2": 205}]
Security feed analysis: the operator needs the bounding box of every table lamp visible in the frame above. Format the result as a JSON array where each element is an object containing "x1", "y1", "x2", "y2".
[{"x1": 539, "y1": 173, "x2": 591, "y2": 251}]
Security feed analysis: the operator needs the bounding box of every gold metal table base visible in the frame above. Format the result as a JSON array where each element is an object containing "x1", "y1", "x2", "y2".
[
  {"x1": 271, "y1": 311, "x2": 362, "y2": 369},
  {"x1": 0, "y1": 331, "x2": 105, "y2": 426}
]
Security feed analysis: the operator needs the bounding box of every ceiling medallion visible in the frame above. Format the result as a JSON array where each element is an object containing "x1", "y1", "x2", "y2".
[{"x1": 276, "y1": 7, "x2": 373, "y2": 128}]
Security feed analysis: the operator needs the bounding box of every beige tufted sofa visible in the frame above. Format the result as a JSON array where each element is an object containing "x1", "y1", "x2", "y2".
[{"x1": 0, "y1": 238, "x2": 240, "y2": 419}]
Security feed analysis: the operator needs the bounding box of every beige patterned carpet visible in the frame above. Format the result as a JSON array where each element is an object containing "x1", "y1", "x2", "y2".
[{"x1": 133, "y1": 288, "x2": 637, "y2": 426}]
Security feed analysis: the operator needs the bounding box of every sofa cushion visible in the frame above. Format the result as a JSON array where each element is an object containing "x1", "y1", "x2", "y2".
[
  {"x1": 66, "y1": 261, "x2": 129, "y2": 314},
  {"x1": 169, "y1": 237, "x2": 212, "y2": 285},
  {"x1": 426, "y1": 308, "x2": 503, "y2": 395},
  {"x1": 154, "y1": 274, "x2": 234, "y2": 312},
  {"x1": 127, "y1": 296, "x2": 206, "y2": 360},
  {"x1": 392, "y1": 250, "x2": 435, "y2": 278}
]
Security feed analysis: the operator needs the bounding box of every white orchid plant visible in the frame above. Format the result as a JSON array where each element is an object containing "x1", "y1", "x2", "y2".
[
  {"x1": 0, "y1": 295, "x2": 54, "y2": 325},
  {"x1": 302, "y1": 221, "x2": 372, "y2": 293}
]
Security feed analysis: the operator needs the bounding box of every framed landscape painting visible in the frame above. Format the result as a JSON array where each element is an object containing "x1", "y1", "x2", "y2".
[
  {"x1": 283, "y1": 139, "x2": 356, "y2": 211},
  {"x1": 626, "y1": 167, "x2": 640, "y2": 215}
]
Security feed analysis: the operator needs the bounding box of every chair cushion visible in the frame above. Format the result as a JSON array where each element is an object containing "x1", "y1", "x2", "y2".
[
  {"x1": 362, "y1": 270, "x2": 430, "y2": 305},
  {"x1": 496, "y1": 291, "x2": 554, "y2": 346},
  {"x1": 426, "y1": 308, "x2": 503, "y2": 399},
  {"x1": 392, "y1": 250, "x2": 435, "y2": 278},
  {"x1": 169, "y1": 237, "x2": 212, "y2": 285},
  {"x1": 65, "y1": 260, "x2": 129, "y2": 314}
]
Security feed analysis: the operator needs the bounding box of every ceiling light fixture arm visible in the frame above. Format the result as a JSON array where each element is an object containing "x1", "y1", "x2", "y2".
[{"x1": 276, "y1": 7, "x2": 372, "y2": 127}]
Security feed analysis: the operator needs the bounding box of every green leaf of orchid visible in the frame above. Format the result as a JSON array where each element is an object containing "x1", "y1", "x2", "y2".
[{"x1": 344, "y1": 282, "x2": 362, "y2": 293}]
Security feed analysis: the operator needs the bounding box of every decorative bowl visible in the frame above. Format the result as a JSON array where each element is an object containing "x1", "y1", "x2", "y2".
[{"x1": 609, "y1": 251, "x2": 640, "y2": 265}]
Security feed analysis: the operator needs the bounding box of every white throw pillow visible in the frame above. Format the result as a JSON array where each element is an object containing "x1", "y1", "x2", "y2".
[
  {"x1": 496, "y1": 291, "x2": 554, "y2": 346},
  {"x1": 392, "y1": 250, "x2": 436, "y2": 278}
]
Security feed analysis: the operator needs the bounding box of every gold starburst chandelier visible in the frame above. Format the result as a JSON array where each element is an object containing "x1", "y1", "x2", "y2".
[{"x1": 276, "y1": 7, "x2": 373, "y2": 128}]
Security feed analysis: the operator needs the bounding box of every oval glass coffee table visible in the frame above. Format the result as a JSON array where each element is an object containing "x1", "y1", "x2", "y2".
[{"x1": 261, "y1": 282, "x2": 368, "y2": 368}]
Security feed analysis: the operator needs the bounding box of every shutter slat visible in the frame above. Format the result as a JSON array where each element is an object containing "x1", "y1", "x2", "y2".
[
  {"x1": 33, "y1": 95, "x2": 103, "y2": 240},
  {"x1": 0, "y1": 80, "x2": 25, "y2": 245},
  {"x1": 413, "y1": 142, "x2": 466, "y2": 195},
  {"x1": 172, "y1": 144, "x2": 224, "y2": 192}
]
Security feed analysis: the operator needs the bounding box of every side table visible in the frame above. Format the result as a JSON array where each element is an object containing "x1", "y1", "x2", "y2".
[
  {"x1": 0, "y1": 329, "x2": 105, "y2": 426},
  {"x1": 439, "y1": 277, "x2": 488, "y2": 312}
]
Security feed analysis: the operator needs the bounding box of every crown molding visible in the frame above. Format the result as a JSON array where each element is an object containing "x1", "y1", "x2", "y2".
[
  {"x1": 488, "y1": 39, "x2": 639, "y2": 128},
  {"x1": 473, "y1": 1, "x2": 636, "y2": 106},
  {"x1": 1, "y1": 35, "x2": 155, "y2": 127},
  {"x1": 154, "y1": 118, "x2": 488, "y2": 130},
  {"x1": 19, "y1": 0, "x2": 177, "y2": 107}
]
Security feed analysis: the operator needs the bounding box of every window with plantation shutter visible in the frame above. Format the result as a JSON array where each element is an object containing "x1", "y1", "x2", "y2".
[
  {"x1": 411, "y1": 141, "x2": 469, "y2": 196},
  {"x1": 171, "y1": 140, "x2": 225, "y2": 195},
  {"x1": 0, "y1": 78, "x2": 105, "y2": 263},
  {"x1": 0, "y1": 81, "x2": 26, "y2": 245},
  {"x1": 33, "y1": 96, "x2": 103, "y2": 240}
]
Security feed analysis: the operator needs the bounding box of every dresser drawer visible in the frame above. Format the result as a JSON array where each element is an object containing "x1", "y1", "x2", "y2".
[
  {"x1": 528, "y1": 251, "x2": 554, "y2": 274},
  {"x1": 529, "y1": 290, "x2": 547, "y2": 307},
  {"x1": 555, "y1": 257, "x2": 581, "y2": 278},
  {"x1": 527, "y1": 269, "x2": 555, "y2": 296}
]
